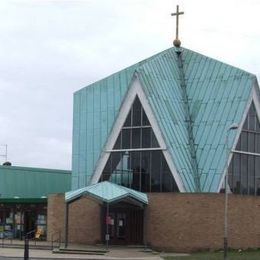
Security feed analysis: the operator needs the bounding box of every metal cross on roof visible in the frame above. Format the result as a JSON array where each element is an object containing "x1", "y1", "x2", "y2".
[{"x1": 171, "y1": 5, "x2": 184, "y2": 47}]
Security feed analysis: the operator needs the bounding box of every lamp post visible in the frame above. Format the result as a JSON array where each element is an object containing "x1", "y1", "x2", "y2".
[{"x1": 224, "y1": 123, "x2": 238, "y2": 260}]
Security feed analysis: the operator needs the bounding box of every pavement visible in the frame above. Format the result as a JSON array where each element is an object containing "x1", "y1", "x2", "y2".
[
  {"x1": 0, "y1": 240, "x2": 189, "y2": 260},
  {"x1": 0, "y1": 246, "x2": 189, "y2": 260}
]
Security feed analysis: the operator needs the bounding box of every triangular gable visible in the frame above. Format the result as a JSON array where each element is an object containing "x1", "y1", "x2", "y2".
[
  {"x1": 218, "y1": 82, "x2": 260, "y2": 192},
  {"x1": 65, "y1": 181, "x2": 148, "y2": 204},
  {"x1": 180, "y1": 49, "x2": 257, "y2": 192},
  {"x1": 72, "y1": 47, "x2": 197, "y2": 191},
  {"x1": 72, "y1": 47, "x2": 257, "y2": 192},
  {"x1": 91, "y1": 74, "x2": 184, "y2": 191}
]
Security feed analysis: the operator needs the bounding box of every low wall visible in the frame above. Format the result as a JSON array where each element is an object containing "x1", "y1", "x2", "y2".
[
  {"x1": 145, "y1": 193, "x2": 260, "y2": 252},
  {"x1": 47, "y1": 194, "x2": 102, "y2": 244}
]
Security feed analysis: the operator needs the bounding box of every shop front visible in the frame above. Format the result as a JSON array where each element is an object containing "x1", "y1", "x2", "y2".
[{"x1": 0, "y1": 199, "x2": 47, "y2": 240}]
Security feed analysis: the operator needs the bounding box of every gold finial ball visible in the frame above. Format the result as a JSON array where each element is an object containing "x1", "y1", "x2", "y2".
[{"x1": 173, "y1": 39, "x2": 181, "y2": 47}]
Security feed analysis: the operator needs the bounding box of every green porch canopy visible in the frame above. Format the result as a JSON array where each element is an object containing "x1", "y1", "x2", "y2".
[{"x1": 65, "y1": 181, "x2": 148, "y2": 205}]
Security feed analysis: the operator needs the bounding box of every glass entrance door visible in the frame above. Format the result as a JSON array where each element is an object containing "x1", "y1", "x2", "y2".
[
  {"x1": 116, "y1": 212, "x2": 126, "y2": 240},
  {"x1": 106, "y1": 211, "x2": 126, "y2": 244},
  {"x1": 104, "y1": 204, "x2": 143, "y2": 245}
]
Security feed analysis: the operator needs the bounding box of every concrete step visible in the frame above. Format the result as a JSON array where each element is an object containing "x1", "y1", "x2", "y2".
[
  {"x1": 96, "y1": 244, "x2": 148, "y2": 249},
  {"x1": 53, "y1": 247, "x2": 108, "y2": 255},
  {"x1": 95, "y1": 244, "x2": 154, "y2": 254}
]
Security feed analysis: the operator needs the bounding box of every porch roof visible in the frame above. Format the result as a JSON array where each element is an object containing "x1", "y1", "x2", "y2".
[{"x1": 65, "y1": 181, "x2": 148, "y2": 205}]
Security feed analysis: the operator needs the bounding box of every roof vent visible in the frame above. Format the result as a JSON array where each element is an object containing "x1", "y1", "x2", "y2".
[{"x1": 3, "y1": 161, "x2": 12, "y2": 166}]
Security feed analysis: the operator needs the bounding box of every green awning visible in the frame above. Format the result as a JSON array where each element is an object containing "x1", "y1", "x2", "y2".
[
  {"x1": 65, "y1": 181, "x2": 148, "y2": 205},
  {"x1": 0, "y1": 198, "x2": 47, "y2": 204}
]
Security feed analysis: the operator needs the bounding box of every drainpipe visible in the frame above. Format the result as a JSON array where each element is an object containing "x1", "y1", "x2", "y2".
[{"x1": 64, "y1": 202, "x2": 69, "y2": 248}]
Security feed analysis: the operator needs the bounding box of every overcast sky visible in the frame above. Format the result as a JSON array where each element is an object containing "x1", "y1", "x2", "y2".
[{"x1": 0, "y1": 0, "x2": 259, "y2": 170}]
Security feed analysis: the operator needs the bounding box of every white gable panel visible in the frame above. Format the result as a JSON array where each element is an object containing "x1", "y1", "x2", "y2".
[{"x1": 90, "y1": 74, "x2": 185, "y2": 192}]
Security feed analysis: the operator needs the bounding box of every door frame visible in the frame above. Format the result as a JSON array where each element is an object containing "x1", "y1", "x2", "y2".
[{"x1": 102, "y1": 202, "x2": 144, "y2": 245}]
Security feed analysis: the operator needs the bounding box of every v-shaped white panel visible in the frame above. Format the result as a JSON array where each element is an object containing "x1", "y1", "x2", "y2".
[{"x1": 90, "y1": 73, "x2": 185, "y2": 192}]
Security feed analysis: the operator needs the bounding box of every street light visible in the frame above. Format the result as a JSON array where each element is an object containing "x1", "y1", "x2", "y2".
[{"x1": 224, "y1": 123, "x2": 239, "y2": 260}]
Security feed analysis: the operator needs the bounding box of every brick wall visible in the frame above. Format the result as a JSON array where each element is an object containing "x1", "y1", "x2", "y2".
[
  {"x1": 47, "y1": 193, "x2": 65, "y2": 242},
  {"x1": 68, "y1": 196, "x2": 102, "y2": 244},
  {"x1": 145, "y1": 193, "x2": 260, "y2": 252},
  {"x1": 47, "y1": 194, "x2": 102, "y2": 244},
  {"x1": 48, "y1": 193, "x2": 260, "y2": 252}
]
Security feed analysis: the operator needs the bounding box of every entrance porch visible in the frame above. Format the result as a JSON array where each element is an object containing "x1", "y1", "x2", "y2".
[{"x1": 64, "y1": 181, "x2": 148, "y2": 247}]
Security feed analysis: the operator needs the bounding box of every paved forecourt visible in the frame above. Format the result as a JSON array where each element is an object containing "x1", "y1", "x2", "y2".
[{"x1": 0, "y1": 247, "x2": 189, "y2": 260}]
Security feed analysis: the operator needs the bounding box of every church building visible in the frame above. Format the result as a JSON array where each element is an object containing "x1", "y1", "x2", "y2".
[
  {"x1": 46, "y1": 40, "x2": 260, "y2": 251},
  {"x1": 48, "y1": 7, "x2": 260, "y2": 252},
  {"x1": 1, "y1": 6, "x2": 259, "y2": 252}
]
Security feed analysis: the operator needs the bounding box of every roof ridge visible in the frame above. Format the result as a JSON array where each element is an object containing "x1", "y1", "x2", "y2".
[
  {"x1": 75, "y1": 47, "x2": 256, "y2": 95},
  {"x1": 175, "y1": 49, "x2": 201, "y2": 192}
]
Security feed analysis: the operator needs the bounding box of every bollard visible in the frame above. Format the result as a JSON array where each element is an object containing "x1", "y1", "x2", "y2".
[{"x1": 24, "y1": 236, "x2": 29, "y2": 260}]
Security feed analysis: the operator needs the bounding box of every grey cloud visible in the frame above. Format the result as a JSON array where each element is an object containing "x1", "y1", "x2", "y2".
[{"x1": 0, "y1": 0, "x2": 259, "y2": 168}]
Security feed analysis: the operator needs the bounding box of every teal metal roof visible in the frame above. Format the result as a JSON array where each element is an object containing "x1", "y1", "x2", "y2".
[
  {"x1": 72, "y1": 47, "x2": 258, "y2": 192},
  {"x1": 0, "y1": 165, "x2": 71, "y2": 198},
  {"x1": 65, "y1": 181, "x2": 148, "y2": 204}
]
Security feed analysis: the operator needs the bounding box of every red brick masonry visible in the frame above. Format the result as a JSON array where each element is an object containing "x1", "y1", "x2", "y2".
[
  {"x1": 47, "y1": 194, "x2": 101, "y2": 244},
  {"x1": 146, "y1": 193, "x2": 260, "y2": 252},
  {"x1": 48, "y1": 193, "x2": 260, "y2": 252}
]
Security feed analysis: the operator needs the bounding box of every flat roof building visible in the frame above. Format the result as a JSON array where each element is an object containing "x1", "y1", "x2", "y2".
[{"x1": 0, "y1": 165, "x2": 71, "y2": 240}]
